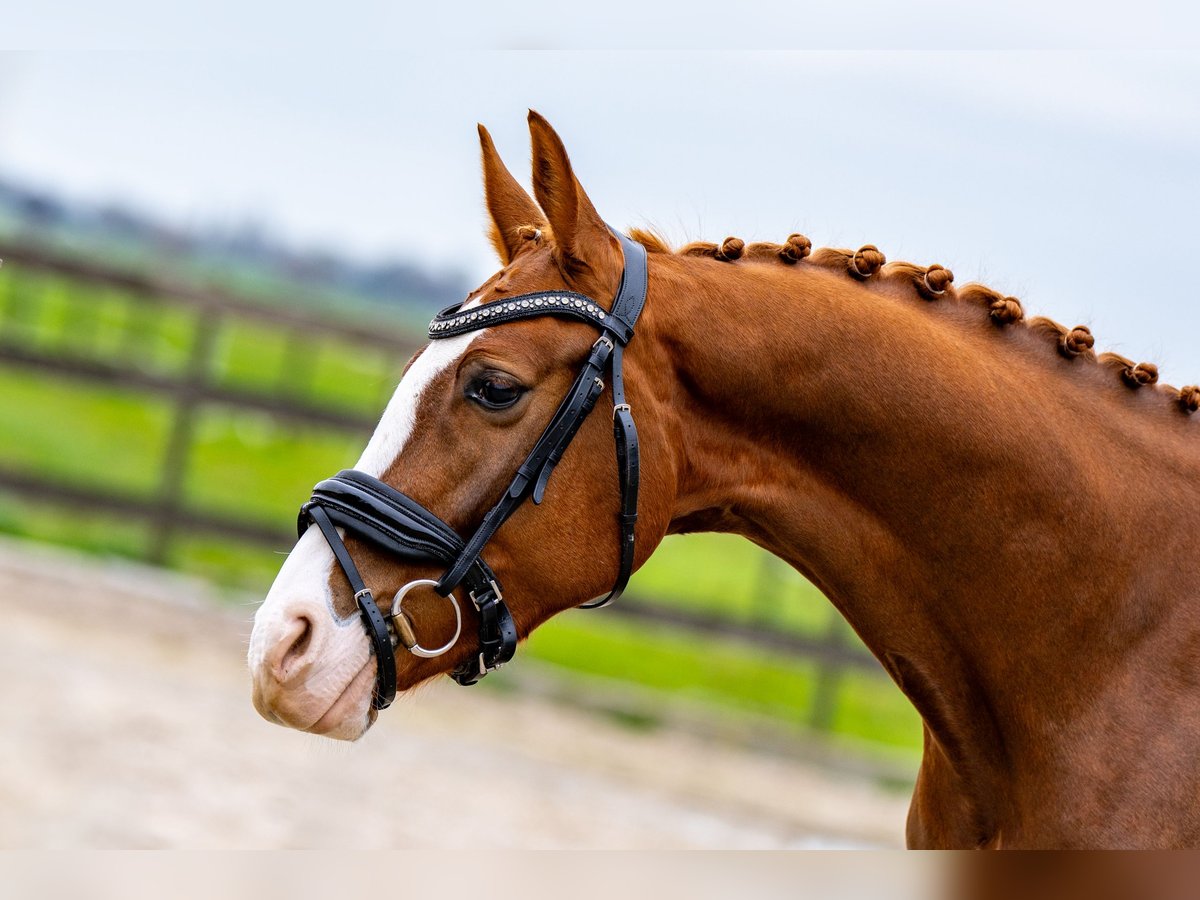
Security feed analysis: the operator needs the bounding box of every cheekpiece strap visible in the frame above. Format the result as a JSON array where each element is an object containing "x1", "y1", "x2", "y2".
[{"x1": 303, "y1": 504, "x2": 399, "y2": 709}]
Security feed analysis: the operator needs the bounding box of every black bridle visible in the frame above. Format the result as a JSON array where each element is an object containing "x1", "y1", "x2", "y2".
[{"x1": 298, "y1": 230, "x2": 647, "y2": 709}]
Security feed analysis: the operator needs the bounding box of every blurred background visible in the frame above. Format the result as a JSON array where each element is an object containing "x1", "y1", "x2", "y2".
[{"x1": 0, "y1": 50, "x2": 1196, "y2": 849}]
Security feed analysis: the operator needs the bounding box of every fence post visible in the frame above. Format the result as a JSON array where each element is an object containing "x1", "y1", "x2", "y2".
[
  {"x1": 278, "y1": 329, "x2": 315, "y2": 399},
  {"x1": 146, "y1": 304, "x2": 220, "y2": 565},
  {"x1": 808, "y1": 613, "x2": 846, "y2": 732},
  {"x1": 0, "y1": 267, "x2": 33, "y2": 341}
]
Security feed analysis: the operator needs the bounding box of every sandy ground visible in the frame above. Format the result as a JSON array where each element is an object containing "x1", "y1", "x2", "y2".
[{"x1": 0, "y1": 537, "x2": 910, "y2": 849}]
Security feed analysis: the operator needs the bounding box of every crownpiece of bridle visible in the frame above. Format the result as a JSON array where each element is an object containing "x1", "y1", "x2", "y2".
[{"x1": 298, "y1": 230, "x2": 648, "y2": 709}]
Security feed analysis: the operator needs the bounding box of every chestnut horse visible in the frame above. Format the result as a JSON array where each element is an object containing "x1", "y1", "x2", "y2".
[{"x1": 249, "y1": 112, "x2": 1200, "y2": 848}]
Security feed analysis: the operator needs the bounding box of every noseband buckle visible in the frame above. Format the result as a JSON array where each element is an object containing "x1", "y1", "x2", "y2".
[{"x1": 469, "y1": 578, "x2": 503, "y2": 609}]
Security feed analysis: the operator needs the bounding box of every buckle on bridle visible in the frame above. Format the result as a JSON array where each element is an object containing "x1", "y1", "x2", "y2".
[
  {"x1": 612, "y1": 402, "x2": 631, "y2": 421},
  {"x1": 466, "y1": 579, "x2": 507, "y2": 678},
  {"x1": 468, "y1": 579, "x2": 503, "y2": 610},
  {"x1": 474, "y1": 651, "x2": 505, "y2": 677}
]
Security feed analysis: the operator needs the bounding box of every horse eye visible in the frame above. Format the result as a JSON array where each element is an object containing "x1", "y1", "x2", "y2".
[{"x1": 467, "y1": 374, "x2": 525, "y2": 410}]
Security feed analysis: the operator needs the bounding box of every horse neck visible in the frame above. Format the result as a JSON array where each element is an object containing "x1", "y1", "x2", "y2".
[{"x1": 638, "y1": 251, "x2": 1200, "y2": 787}]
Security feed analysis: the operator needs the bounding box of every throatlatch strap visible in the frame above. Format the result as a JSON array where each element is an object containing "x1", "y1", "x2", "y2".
[
  {"x1": 579, "y1": 340, "x2": 640, "y2": 609},
  {"x1": 577, "y1": 231, "x2": 647, "y2": 608},
  {"x1": 306, "y1": 505, "x2": 398, "y2": 709}
]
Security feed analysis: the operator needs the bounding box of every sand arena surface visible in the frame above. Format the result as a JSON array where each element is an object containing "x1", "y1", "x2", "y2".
[{"x1": 0, "y1": 538, "x2": 908, "y2": 849}]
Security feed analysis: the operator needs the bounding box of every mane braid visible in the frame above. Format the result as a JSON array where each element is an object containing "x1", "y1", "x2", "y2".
[
  {"x1": 623, "y1": 228, "x2": 1198, "y2": 419},
  {"x1": 680, "y1": 236, "x2": 744, "y2": 261}
]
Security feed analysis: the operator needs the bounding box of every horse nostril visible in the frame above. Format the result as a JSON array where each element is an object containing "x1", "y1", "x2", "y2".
[{"x1": 274, "y1": 613, "x2": 315, "y2": 681}]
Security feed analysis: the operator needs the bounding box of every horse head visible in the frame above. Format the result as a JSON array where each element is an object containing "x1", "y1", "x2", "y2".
[{"x1": 248, "y1": 113, "x2": 674, "y2": 739}]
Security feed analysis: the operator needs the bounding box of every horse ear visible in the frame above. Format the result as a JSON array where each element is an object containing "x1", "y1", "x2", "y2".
[
  {"x1": 527, "y1": 110, "x2": 622, "y2": 287},
  {"x1": 479, "y1": 123, "x2": 543, "y2": 264}
]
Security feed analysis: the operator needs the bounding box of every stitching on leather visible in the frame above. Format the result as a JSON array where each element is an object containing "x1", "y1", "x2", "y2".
[
  {"x1": 322, "y1": 502, "x2": 454, "y2": 560},
  {"x1": 320, "y1": 481, "x2": 462, "y2": 549},
  {"x1": 335, "y1": 476, "x2": 463, "y2": 546}
]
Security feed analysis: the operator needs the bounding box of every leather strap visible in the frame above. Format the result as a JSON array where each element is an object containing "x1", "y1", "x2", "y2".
[
  {"x1": 608, "y1": 230, "x2": 649, "y2": 339},
  {"x1": 306, "y1": 505, "x2": 398, "y2": 709},
  {"x1": 450, "y1": 579, "x2": 519, "y2": 686},
  {"x1": 302, "y1": 472, "x2": 465, "y2": 564},
  {"x1": 428, "y1": 231, "x2": 646, "y2": 348},
  {"x1": 430, "y1": 292, "x2": 626, "y2": 342},
  {"x1": 579, "y1": 230, "x2": 646, "y2": 607},
  {"x1": 579, "y1": 339, "x2": 640, "y2": 609}
]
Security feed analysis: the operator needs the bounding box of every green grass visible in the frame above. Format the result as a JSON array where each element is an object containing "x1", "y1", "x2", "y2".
[
  {"x1": 308, "y1": 338, "x2": 404, "y2": 413},
  {"x1": 0, "y1": 492, "x2": 150, "y2": 559},
  {"x1": 0, "y1": 265, "x2": 412, "y2": 412},
  {"x1": 0, "y1": 219, "x2": 440, "y2": 335},
  {"x1": 209, "y1": 322, "x2": 403, "y2": 414},
  {"x1": 184, "y1": 409, "x2": 363, "y2": 525},
  {"x1": 0, "y1": 263, "x2": 924, "y2": 752},
  {"x1": 522, "y1": 613, "x2": 922, "y2": 750},
  {"x1": 171, "y1": 533, "x2": 292, "y2": 591},
  {"x1": 0, "y1": 363, "x2": 174, "y2": 495},
  {"x1": 631, "y1": 532, "x2": 834, "y2": 635},
  {"x1": 211, "y1": 319, "x2": 293, "y2": 391},
  {"x1": 0, "y1": 272, "x2": 196, "y2": 375},
  {"x1": 526, "y1": 613, "x2": 823, "y2": 718}
]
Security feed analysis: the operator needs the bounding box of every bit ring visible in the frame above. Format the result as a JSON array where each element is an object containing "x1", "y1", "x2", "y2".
[{"x1": 391, "y1": 579, "x2": 462, "y2": 659}]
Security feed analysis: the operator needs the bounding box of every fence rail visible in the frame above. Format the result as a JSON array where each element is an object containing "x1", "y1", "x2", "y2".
[
  {"x1": 0, "y1": 238, "x2": 416, "y2": 351},
  {"x1": 0, "y1": 465, "x2": 291, "y2": 546},
  {"x1": 0, "y1": 239, "x2": 885, "y2": 729},
  {"x1": 0, "y1": 340, "x2": 380, "y2": 431}
]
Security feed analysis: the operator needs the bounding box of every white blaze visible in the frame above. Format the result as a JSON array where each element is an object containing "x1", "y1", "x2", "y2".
[
  {"x1": 354, "y1": 328, "x2": 482, "y2": 477},
  {"x1": 249, "y1": 322, "x2": 485, "y2": 672}
]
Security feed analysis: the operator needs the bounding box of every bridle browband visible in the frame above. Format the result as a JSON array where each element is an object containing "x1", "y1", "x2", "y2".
[{"x1": 298, "y1": 229, "x2": 648, "y2": 709}]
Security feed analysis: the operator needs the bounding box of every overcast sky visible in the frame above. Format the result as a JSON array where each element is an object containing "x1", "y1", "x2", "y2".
[{"x1": 1, "y1": 50, "x2": 1197, "y2": 379}]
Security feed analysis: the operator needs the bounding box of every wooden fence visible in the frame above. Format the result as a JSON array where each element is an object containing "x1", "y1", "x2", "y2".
[
  {"x1": 0, "y1": 238, "x2": 404, "y2": 558},
  {"x1": 0, "y1": 238, "x2": 885, "y2": 729}
]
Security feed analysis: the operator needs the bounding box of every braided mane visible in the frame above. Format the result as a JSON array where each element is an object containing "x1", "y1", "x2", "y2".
[{"x1": 627, "y1": 228, "x2": 1200, "y2": 417}]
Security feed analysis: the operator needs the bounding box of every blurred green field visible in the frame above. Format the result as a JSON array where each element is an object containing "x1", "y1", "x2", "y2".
[{"x1": 0, "y1": 262, "x2": 922, "y2": 754}]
